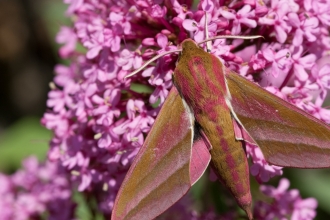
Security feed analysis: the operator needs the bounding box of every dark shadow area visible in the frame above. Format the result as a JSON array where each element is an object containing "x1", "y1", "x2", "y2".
[{"x1": 0, "y1": 0, "x2": 57, "y2": 129}]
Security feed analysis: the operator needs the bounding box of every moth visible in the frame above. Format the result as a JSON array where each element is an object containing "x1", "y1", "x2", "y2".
[{"x1": 111, "y1": 37, "x2": 330, "y2": 220}]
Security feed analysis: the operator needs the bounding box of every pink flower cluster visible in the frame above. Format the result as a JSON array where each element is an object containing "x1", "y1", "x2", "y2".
[
  {"x1": 39, "y1": 0, "x2": 330, "y2": 217},
  {"x1": 255, "y1": 178, "x2": 318, "y2": 220},
  {"x1": 0, "y1": 157, "x2": 75, "y2": 220}
]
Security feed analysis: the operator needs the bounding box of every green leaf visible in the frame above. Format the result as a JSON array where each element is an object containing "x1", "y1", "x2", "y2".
[
  {"x1": 288, "y1": 169, "x2": 330, "y2": 216},
  {"x1": 0, "y1": 117, "x2": 50, "y2": 172}
]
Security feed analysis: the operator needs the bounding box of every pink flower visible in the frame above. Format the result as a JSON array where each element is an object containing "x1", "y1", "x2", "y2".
[
  {"x1": 262, "y1": 47, "x2": 291, "y2": 77},
  {"x1": 247, "y1": 144, "x2": 283, "y2": 182},
  {"x1": 0, "y1": 157, "x2": 75, "y2": 220},
  {"x1": 255, "y1": 178, "x2": 318, "y2": 220},
  {"x1": 92, "y1": 88, "x2": 121, "y2": 127},
  {"x1": 220, "y1": 5, "x2": 257, "y2": 34},
  {"x1": 170, "y1": 0, "x2": 192, "y2": 20},
  {"x1": 109, "y1": 12, "x2": 131, "y2": 35},
  {"x1": 290, "y1": 46, "x2": 317, "y2": 81},
  {"x1": 249, "y1": 51, "x2": 267, "y2": 71},
  {"x1": 56, "y1": 26, "x2": 77, "y2": 58},
  {"x1": 126, "y1": 99, "x2": 155, "y2": 132},
  {"x1": 288, "y1": 13, "x2": 320, "y2": 46},
  {"x1": 116, "y1": 49, "x2": 143, "y2": 71},
  {"x1": 311, "y1": 63, "x2": 330, "y2": 90},
  {"x1": 304, "y1": 0, "x2": 330, "y2": 26},
  {"x1": 258, "y1": 0, "x2": 296, "y2": 43},
  {"x1": 84, "y1": 28, "x2": 121, "y2": 59},
  {"x1": 292, "y1": 198, "x2": 318, "y2": 220},
  {"x1": 38, "y1": 0, "x2": 330, "y2": 217},
  {"x1": 183, "y1": 14, "x2": 217, "y2": 42}
]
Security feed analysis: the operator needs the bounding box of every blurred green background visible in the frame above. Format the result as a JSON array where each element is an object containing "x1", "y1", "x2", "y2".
[{"x1": 0, "y1": 0, "x2": 330, "y2": 219}]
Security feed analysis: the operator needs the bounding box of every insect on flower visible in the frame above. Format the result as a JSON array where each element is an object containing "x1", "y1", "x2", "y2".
[{"x1": 111, "y1": 13, "x2": 330, "y2": 220}]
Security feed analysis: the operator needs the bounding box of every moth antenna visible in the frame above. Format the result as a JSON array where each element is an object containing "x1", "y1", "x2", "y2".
[
  {"x1": 198, "y1": 35, "x2": 264, "y2": 46},
  {"x1": 204, "y1": 12, "x2": 212, "y2": 52},
  {"x1": 125, "y1": 49, "x2": 181, "y2": 78}
]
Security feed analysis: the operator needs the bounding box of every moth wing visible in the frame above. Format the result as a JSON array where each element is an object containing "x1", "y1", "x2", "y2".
[
  {"x1": 226, "y1": 72, "x2": 330, "y2": 168},
  {"x1": 112, "y1": 87, "x2": 210, "y2": 220},
  {"x1": 190, "y1": 134, "x2": 211, "y2": 185}
]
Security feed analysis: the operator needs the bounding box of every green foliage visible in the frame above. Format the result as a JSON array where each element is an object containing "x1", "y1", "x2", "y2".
[
  {"x1": 0, "y1": 117, "x2": 50, "y2": 173},
  {"x1": 286, "y1": 169, "x2": 330, "y2": 218}
]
